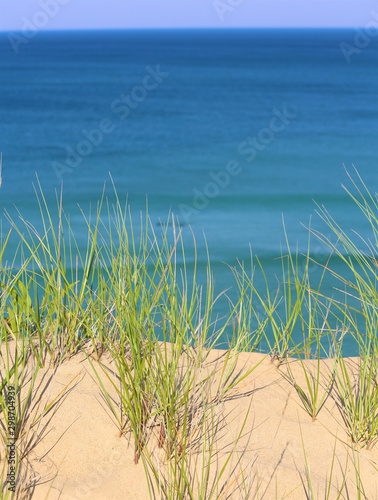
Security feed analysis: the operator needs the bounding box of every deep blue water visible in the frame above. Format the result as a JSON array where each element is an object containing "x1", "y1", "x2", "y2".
[{"x1": 1, "y1": 29, "x2": 378, "y2": 354}]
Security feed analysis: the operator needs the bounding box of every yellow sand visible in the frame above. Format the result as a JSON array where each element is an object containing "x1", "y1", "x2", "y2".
[{"x1": 2, "y1": 346, "x2": 378, "y2": 499}]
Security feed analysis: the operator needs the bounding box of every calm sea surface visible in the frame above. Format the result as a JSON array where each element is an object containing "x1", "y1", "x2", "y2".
[{"x1": 1, "y1": 29, "x2": 378, "y2": 354}]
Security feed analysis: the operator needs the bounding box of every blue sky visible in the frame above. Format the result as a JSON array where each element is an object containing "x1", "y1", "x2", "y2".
[{"x1": 1, "y1": 0, "x2": 377, "y2": 30}]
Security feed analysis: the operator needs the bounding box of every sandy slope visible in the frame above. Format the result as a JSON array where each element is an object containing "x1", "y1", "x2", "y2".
[{"x1": 2, "y1": 345, "x2": 378, "y2": 499}]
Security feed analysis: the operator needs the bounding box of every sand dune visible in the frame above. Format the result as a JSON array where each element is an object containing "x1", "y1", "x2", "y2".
[{"x1": 2, "y1": 344, "x2": 377, "y2": 500}]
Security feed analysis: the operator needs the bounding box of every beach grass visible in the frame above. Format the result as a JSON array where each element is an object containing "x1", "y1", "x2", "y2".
[{"x1": 1, "y1": 170, "x2": 378, "y2": 497}]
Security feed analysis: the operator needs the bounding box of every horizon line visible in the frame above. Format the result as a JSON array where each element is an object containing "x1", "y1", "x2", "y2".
[{"x1": 0, "y1": 26, "x2": 367, "y2": 33}]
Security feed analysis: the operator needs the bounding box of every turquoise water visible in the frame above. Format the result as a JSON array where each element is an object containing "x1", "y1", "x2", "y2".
[{"x1": 1, "y1": 29, "x2": 378, "y2": 354}]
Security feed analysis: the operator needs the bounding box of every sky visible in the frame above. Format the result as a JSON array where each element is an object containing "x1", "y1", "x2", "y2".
[{"x1": 0, "y1": 0, "x2": 377, "y2": 31}]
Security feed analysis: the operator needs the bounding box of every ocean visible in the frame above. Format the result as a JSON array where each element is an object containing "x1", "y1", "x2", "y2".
[{"x1": 1, "y1": 29, "x2": 378, "y2": 355}]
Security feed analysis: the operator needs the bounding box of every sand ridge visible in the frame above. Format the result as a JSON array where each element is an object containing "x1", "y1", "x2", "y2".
[{"x1": 1, "y1": 345, "x2": 378, "y2": 499}]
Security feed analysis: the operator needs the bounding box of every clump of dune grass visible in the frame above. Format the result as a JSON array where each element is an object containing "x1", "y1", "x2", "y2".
[
  {"x1": 0, "y1": 233, "x2": 78, "y2": 497},
  {"x1": 334, "y1": 339, "x2": 378, "y2": 449},
  {"x1": 86, "y1": 189, "x2": 261, "y2": 469},
  {"x1": 282, "y1": 339, "x2": 338, "y2": 422},
  {"x1": 141, "y1": 370, "x2": 253, "y2": 500},
  {"x1": 280, "y1": 301, "x2": 340, "y2": 422},
  {"x1": 229, "y1": 222, "x2": 324, "y2": 368},
  {"x1": 308, "y1": 168, "x2": 378, "y2": 448},
  {"x1": 5, "y1": 180, "x2": 101, "y2": 367}
]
